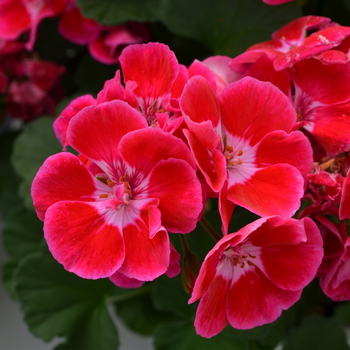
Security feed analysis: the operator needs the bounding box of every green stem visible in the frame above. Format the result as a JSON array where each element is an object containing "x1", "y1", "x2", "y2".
[
  {"x1": 179, "y1": 233, "x2": 191, "y2": 252},
  {"x1": 200, "y1": 216, "x2": 222, "y2": 242},
  {"x1": 106, "y1": 284, "x2": 151, "y2": 304}
]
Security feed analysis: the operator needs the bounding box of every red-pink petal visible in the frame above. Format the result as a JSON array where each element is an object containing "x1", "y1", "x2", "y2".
[
  {"x1": 263, "y1": 0, "x2": 294, "y2": 4},
  {"x1": 118, "y1": 218, "x2": 170, "y2": 281},
  {"x1": 58, "y1": 7, "x2": 102, "y2": 45},
  {"x1": 44, "y1": 201, "x2": 125, "y2": 279},
  {"x1": 180, "y1": 76, "x2": 221, "y2": 149},
  {"x1": 227, "y1": 164, "x2": 304, "y2": 217},
  {"x1": 0, "y1": 0, "x2": 30, "y2": 39},
  {"x1": 255, "y1": 130, "x2": 313, "y2": 178},
  {"x1": 145, "y1": 158, "x2": 202, "y2": 233},
  {"x1": 181, "y1": 75, "x2": 220, "y2": 126},
  {"x1": 303, "y1": 103, "x2": 350, "y2": 155},
  {"x1": 31, "y1": 152, "x2": 97, "y2": 220},
  {"x1": 245, "y1": 54, "x2": 292, "y2": 98},
  {"x1": 188, "y1": 60, "x2": 218, "y2": 93},
  {"x1": 119, "y1": 127, "x2": 196, "y2": 174},
  {"x1": 226, "y1": 269, "x2": 301, "y2": 329},
  {"x1": 251, "y1": 217, "x2": 323, "y2": 290},
  {"x1": 119, "y1": 42, "x2": 179, "y2": 100},
  {"x1": 194, "y1": 274, "x2": 230, "y2": 338},
  {"x1": 109, "y1": 271, "x2": 145, "y2": 289},
  {"x1": 219, "y1": 77, "x2": 296, "y2": 145},
  {"x1": 340, "y1": 174, "x2": 350, "y2": 220},
  {"x1": 67, "y1": 100, "x2": 147, "y2": 167},
  {"x1": 183, "y1": 129, "x2": 227, "y2": 192},
  {"x1": 273, "y1": 16, "x2": 331, "y2": 45},
  {"x1": 202, "y1": 55, "x2": 240, "y2": 91},
  {"x1": 292, "y1": 59, "x2": 350, "y2": 106},
  {"x1": 53, "y1": 94, "x2": 96, "y2": 149}
]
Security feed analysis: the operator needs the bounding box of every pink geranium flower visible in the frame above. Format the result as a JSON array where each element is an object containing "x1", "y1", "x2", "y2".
[
  {"x1": 316, "y1": 215, "x2": 350, "y2": 301},
  {"x1": 6, "y1": 57, "x2": 65, "y2": 120},
  {"x1": 230, "y1": 16, "x2": 350, "y2": 72},
  {"x1": 118, "y1": 42, "x2": 181, "y2": 126},
  {"x1": 262, "y1": 0, "x2": 294, "y2": 4},
  {"x1": 229, "y1": 22, "x2": 350, "y2": 156},
  {"x1": 88, "y1": 23, "x2": 149, "y2": 65},
  {"x1": 58, "y1": 5, "x2": 102, "y2": 45},
  {"x1": 31, "y1": 100, "x2": 203, "y2": 281},
  {"x1": 292, "y1": 58, "x2": 350, "y2": 155},
  {"x1": 180, "y1": 75, "x2": 312, "y2": 232},
  {"x1": 189, "y1": 216, "x2": 323, "y2": 337},
  {"x1": 54, "y1": 42, "x2": 185, "y2": 150},
  {"x1": 0, "y1": 0, "x2": 68, "y2": 50}
]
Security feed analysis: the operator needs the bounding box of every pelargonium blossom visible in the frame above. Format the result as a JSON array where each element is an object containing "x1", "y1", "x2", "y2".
[
  {"x1": 315, "y1": 215, "x2": 350, "y2": 300},
  {"x1": 53, "y1": 42, "x2": 237, "y2": 150},
  {"x1": 189, "y1": 216, "x2": 323, "y2": 337},
  {"x1": 31, "y1": 100, "x2": 203, "y2": 281},
  {"x1": 229, "y1": 20, "x2": 350, "y2": 156},
  {"x1": 180, "y1": 75, "x2": 313, "y2": 232},
  {"x1": 262, "y1": 0, "x2": 294, "y2": 4},
  {"x1": 54, "y1": 42, "x2": 184, "y2": 149},
  {"x1": 230, "y1": 16, "x2": 350, "y2": 72},
  {"x1": 0, "y1": 0, "x2": 68, "y2": 50}
]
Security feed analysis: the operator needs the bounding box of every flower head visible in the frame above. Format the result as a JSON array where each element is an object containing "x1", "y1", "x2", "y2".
[
  {"x1": 32, "y1": 100, "x2": 203, "y2": 281},
  {"x1": 189, "y1": 216, "x2": 323, "y2": 337}
]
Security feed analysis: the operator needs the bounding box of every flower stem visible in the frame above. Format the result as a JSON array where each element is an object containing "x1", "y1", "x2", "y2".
[
  {"x1": 106, "y1": 284, "x2": 151, "y2": 304},
  {"x1": 200, "y1": 216, "x2": 222, "y2": 242}
]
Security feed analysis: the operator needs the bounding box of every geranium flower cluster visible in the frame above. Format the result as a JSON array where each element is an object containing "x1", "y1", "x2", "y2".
[
  {"x1": 0, "y1": 0, "x2": 149, "y2": 64},
  {"x1": 31, "y1": 15, "x2": 350, "y2": 339},
  {"x1": 0, "y1": 0, "x2": 148, "y2": 121}
]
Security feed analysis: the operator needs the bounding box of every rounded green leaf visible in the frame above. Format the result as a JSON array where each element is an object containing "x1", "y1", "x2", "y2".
[
  {"x1": 160, "y1": 0, "x2": 301, "y2": 56},
  {"x1": 11, "y1": 117, "x2": 62, "y2": 209},
  {"x1": 14, "y1": 248, "x2": 118, "y2": 350}
]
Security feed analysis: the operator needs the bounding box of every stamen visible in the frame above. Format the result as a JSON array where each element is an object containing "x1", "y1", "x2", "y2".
[
  {"x1": 107, "y1": 179, "x2": 115, "y2": 187},
  {"x1": 99, "y1": 194, "x2": 109, "y2": 198}
]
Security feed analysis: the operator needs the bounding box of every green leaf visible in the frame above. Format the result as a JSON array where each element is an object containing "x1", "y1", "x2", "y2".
[
  {"x1": 0, "y1": 131, "x2": 22, "y2": 218},
  {"x1": 53, "y1": 303, "x2": 119, "y2": 350},
  {"x1": 154, "y1": 320, "x2": 246, "y2": 350},
  {"x1": 2, "y1": 206, "x2": 43, "y2": 258},
  {"x1": 11, "y1": 117, "x2": 62, "y2": 209},
  {"x1": 1, "y1": 206, "x2": 44, "y2": 296},
  {"x1": 116, "y1": 286, "x2": 175, "y2": 336},
  {"x1": 76, "y1": 0, "x2": 162, "y2": 25},
  {"x1": 152, "y1": 274, "x2": 196, "y2": 318},
  {"x1": 14, "y1": 249, "x2": 119, "y2": 350},
  {"x1": 283, "y1": 315, "x2": 350, "y2": 350},
  {"x1": 160, "y1": 0, "x2": 301, "y2": 57}
]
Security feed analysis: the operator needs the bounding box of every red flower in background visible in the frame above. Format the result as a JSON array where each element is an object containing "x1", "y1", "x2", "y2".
[
  {"x1": 6, "y1": 58, "x2": 65, "y2": 120},
  {"x1": 262, "y1": 0, "x2": 294, "y2": 4},
  {"x1": 58, "y1": 4, "x2": 149, "y2": 64},
  {"x1": 0, "y1": 0, "x2": 67, "y2": 50},
  {"x1": 229, "y1": 16, "x2": 350, "y2": 156}
]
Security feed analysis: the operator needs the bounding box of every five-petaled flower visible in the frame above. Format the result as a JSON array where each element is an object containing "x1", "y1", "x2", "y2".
[
  {"x1": 31, "y1": 100, "x2": 203, "y2": 281},
  {"x1": 189, "y1": 216, "x2": 323, "y2": 337},
  {"x1": 180, "y1": 75, "x2": 313, "y2": 233}
]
